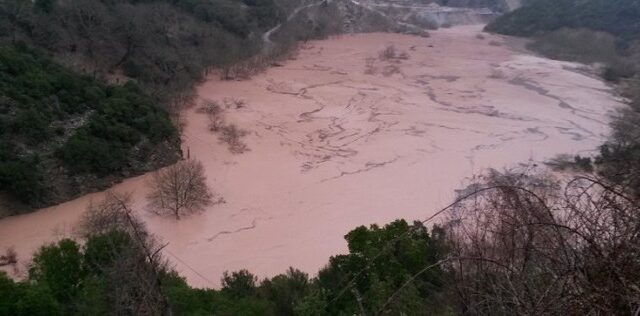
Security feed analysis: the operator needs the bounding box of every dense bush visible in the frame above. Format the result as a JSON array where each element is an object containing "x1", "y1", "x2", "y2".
[
  {"x1": 313, "y1": 220, "x2": 448, "y2": 315},
  {"x1": 0, "y1": 152, "x2": 44, "y2": 205},
  {"x1": 57, "y1": 83, "x2": 176, "y2": 175},
  {"x1": 0, "y1": 45, "x2": 176, "y2": 205}
]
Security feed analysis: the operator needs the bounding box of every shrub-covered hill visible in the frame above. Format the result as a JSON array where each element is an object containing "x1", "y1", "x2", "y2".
[
  {"x1": 485, "y1": 0, "x2": 640, "y2": 45},
  {"x1": 0, "y1": 45, "x2": 180, "y2": 214}
]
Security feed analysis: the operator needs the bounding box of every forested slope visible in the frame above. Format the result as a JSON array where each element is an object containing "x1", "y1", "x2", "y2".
[
  {"x1": 0, "y1": 0, "x2": 285, "y2": 101},
  {"x1": 0, "y1": 45, "x2": 179, "y2": 212},
  {"x1": 485, "y1": 0, "x2": 640, "y2": 44}
]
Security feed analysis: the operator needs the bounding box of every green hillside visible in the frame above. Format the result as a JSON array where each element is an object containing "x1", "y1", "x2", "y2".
[
  {"x1": 0, "y1": 45, "x2": 179, "y2": 211},
  {"x1": 486, "y1": 0, "x2": 640, "y2": 45}
]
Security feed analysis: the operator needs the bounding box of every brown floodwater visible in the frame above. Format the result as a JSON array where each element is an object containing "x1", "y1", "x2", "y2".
[{"x1": 0, "y1": 25, "x2": 624, "y2": 287}]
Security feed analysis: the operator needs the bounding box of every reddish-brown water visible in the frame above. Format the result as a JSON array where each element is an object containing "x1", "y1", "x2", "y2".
[{"x1": 0, "y1": 26, "x2": 623, "y2": 287}]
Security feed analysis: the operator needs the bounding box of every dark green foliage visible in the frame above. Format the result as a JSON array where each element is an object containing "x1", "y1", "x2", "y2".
[
  {"x1": 14, "y1": 284, "x2": 63, "y2": 316},
  {"x1": 259, "y1": 268, "x2": 310, "y2": 316},
  {"x1": 0, "y1": 272, "x2": 18, "y2": 315},
  {"x1": 29, "y1": 239, "x2": 85, "y2": 308},
  {"x1": 221, "y1": 269, "x2": 259, "y2": 298},
  {"x1": 0, "y1": 151, "x2": 45, "y2": 204},
  {"x1": 486, "y1": 0, "x2": 640, "y2": 45},
  {"x1": 315, "y1": 220, "x2": 448, "y2": 315},
  {"x1": 57, "y1": 82, "x2": 175, "y2": 175},
  {"x1": 0, "y1": 272, "x2": 63, "y2": 316},
  {"x1": 0, "y1": 45, "x2": 176, "y2": 206},
  {"x1": 0, "y1": 220, "x2": 450, "y2": 315},
  {"x1": 34, "y1": 0, "x2": 54, "y2": 13},
  {"x1": 0, "y1": 45, "x2": 96, "y2": 143},
  {"x1": 82, "y1": 230, "x2": 134, "y2": 274}
]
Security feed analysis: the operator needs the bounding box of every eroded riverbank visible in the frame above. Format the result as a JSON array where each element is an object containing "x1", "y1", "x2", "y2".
[{"x1": 0, "y1": 25, "x2": 623, "y2": 287}]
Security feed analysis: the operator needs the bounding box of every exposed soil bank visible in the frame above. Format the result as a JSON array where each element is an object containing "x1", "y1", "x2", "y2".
[{"x1": 0, "y1": 25, "x2": 623, "y2": 287}]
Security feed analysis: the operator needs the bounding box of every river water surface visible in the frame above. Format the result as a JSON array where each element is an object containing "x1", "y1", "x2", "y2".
[{"x1": 0, "y1": 25, "x2": 624, "y2": 287}]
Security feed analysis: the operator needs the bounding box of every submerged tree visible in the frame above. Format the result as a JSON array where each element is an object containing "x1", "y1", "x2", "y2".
[{"x1": 146, "y1": 159, "x2": 214, "y2": 220}]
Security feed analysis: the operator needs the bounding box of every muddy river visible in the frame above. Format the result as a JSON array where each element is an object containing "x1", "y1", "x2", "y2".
[{"x1": 0, "y1": 25, "x2": 623, "y2": 287}]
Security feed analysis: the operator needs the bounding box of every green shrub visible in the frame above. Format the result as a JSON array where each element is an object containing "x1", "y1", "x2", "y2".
[{"x1": 0, "y1": 46, "x2": 177, "y2": 205}]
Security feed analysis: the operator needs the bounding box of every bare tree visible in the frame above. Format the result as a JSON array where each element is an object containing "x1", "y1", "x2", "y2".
[
  {"x1": 443, "y1": 169, "x2": 640, "y2": 315},
  {"x1": 146, "y1": 159, "x2": 214, "y2": 220},
  {"x1": 77, "y1": 191, "x2": 172, "y2": 316}
]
